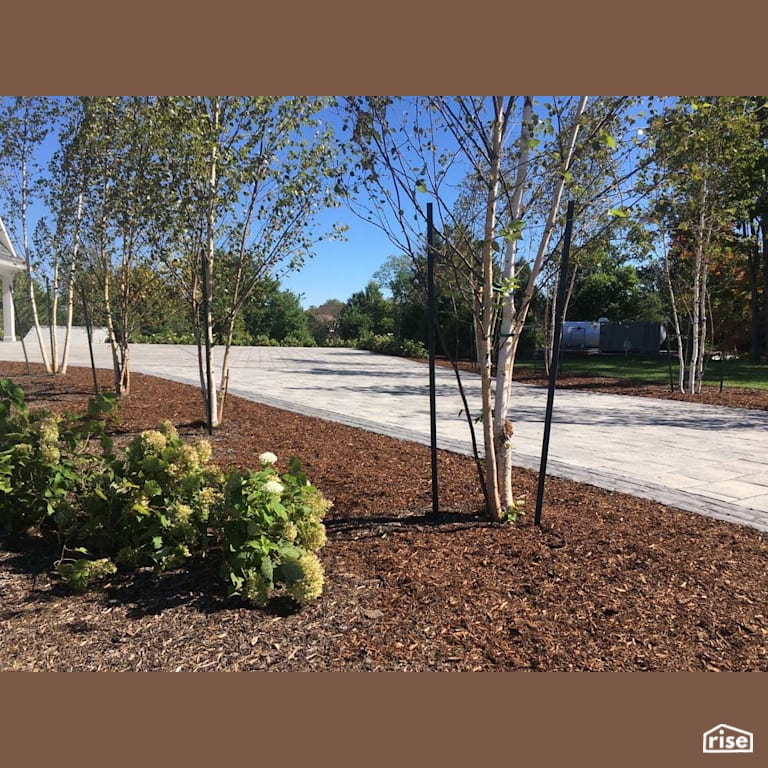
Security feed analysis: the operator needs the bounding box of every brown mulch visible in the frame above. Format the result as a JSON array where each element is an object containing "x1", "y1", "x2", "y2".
[{"x1": 1, "y1": 360, "x2": 766, "y2": 671}]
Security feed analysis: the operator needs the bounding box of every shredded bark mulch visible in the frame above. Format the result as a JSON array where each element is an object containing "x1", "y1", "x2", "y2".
[{"x1": 1, "y1": 360, "x2": 766, "y2": 671}]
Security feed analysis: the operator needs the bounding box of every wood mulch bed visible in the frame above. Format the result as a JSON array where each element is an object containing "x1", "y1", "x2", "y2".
[{"x1": 1, "y1": 360, "x2": 766, "y2": 671}]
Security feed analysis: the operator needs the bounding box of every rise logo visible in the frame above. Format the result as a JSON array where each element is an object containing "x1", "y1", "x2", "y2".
[{"x1": 702, "y1": 724, "x2": 754, "y2": 754}]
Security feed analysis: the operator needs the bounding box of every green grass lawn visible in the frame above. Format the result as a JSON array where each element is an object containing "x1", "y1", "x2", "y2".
[{"x1": 516, "y1": 353, "x2": 768, "y2": 390}]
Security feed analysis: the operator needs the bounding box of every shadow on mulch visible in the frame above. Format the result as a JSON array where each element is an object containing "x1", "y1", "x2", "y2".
[
  {"x1": 0, "y1": 532, "x2": 223, "y2": 618},
  {"x1": 0, "y1": 509, "x2": 569, "y2": 623},
  {"x1": 102, "y1": 564, "x2": 310, "y2": 619},
  {"x1": 325, "y1": 509, "x2": 487, "y2": 536},
  {"x1": 325, "y1": 509, "x2": 568, "y2": 549}
]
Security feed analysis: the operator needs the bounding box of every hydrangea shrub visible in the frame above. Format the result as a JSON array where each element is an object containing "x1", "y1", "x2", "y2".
[
  {"x1": 0, "y1": 378, "x2": 330, "y2": 609},
  {"x1": 214, "y1": 453, "x2": 330, "y2": 606},
  {"x1": 0, "y1": 378, "x2": 116, "y2": 534}
]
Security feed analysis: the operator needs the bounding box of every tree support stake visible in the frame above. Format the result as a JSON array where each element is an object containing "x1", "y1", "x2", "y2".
[{"x1": 535, "y1": 200, "x2": 575, "y2": 526}]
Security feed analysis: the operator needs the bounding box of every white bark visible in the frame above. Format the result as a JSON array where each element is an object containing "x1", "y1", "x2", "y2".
[
  {"x1": 663, "y1": 235, "x2": 686, "y2": 394},
  {"x1": 492, "y1": 96, "x2": 533, "y2": 512},
  {"x1": 493, "y1": 96, "x2": 588, "y2": 515},
  {"x1": 689, "y1": 217, "x2": 704, "y2": 395},
  {"x1": 203, "y1": 98, "x2": 221, "y2": 429},
  {"x1": 60, "y1": 191, "x2": 83, "y2": 375},
  {"x1": 50, "y1": 246, "x2": 61, "y2": 374},
  {"x1": 21, "y1": 151, "x2": 52, "y2": 373},
  {"x1": 478, "y1": 97, "x2": 507, "y2": 519}
]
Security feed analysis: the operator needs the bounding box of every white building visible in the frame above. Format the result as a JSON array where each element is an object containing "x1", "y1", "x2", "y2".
[{"x1": 0, "y1": 216, "x2": 26, "y2": 342}]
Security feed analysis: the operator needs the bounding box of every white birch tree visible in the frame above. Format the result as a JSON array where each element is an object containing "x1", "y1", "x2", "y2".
[
  {"x1": 0, "y1": 97, "x2": 57, "y2": 372},
  {"x1": 345, "y1": 96, "x2": 620, "y2": 520},
  {"x1": 648, "y1": 97, "x2": 762, "y2": 393},
  {"x1": 155, "y1": 96, "x2": 346, "y2": 429}
]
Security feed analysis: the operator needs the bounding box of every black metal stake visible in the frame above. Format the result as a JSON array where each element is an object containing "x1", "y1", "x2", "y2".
[
  {"x1": 535, "y1": 200, "x2": 575, "y2": 527},
  {"x1": 427, "y1": 202, "x2": 439, "y2": 517},
  {"x1": 81, "y1": 286, "x2": 100, "y2": 395},
  {"x1": 720, "y1": 350, "x2": 725, "y2": 393}
]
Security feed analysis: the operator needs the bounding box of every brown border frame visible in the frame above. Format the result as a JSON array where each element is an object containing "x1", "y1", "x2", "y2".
[{"x1": 1, "y1": 5, "x2": 765, "y2": 766}]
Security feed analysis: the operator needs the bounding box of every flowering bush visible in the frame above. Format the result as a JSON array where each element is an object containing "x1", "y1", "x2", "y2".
[
  {"x1": 0, "y1": 378, "x2": 330, "y2": 610},
  {"x1": 82, "y1": 419, "x2": 224, "y2": 571},
  {"x1": 214, "y1": 454, "x2": 330, "y2": 607},
  {"x1": 55, "y1": 556, "x2": 117, "y2": 592},
  {"x1": 0, "y1": 378, "x2": 116, "y2": 535}
]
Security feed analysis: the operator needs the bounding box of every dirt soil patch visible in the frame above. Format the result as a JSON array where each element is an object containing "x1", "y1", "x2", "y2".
[{"x1": 1, "y1": 361, "x2": 766, "y2": 671}]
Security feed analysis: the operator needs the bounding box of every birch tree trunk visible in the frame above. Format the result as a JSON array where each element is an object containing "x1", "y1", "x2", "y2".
[
  {"x1": 50, "y1": 243, "x2": 61, "y2": 374},
  {"x1": 494, "y1": 96, "x2": 588, "y2": 517},
  {"x1": 60, "y1": 191, "x2": 83, "y2": 375},
  {"x1": 21, "y1": 150, "x2": 52, "y2": 373},
  {"x1": 492, "y1": 96, "x2": 533, "y2": 513},
  {"x1": 202, "y1": 98, "x2": 221, "y2": 430},
  {"x1": 103, "y1": 257, "x2": 122, "y2": 394},
  {"x1": 478, "y1": 97, "x2": 507, "y2": 520},
  {"x1": 663, "y1": 239, "x2": 686, "y2": 393},
  {"x1": 689, "y1": 244, "x2": 701, "y2": 395},
  {"x1": 116, "y1": 234, "x2": 133, "y2": 396},
  {"x1": 694, "y1": 224, "x2": 712, "y2": 394},
  {"x1": 689, "y1": 193, "x2": 708, "y2": 394}
]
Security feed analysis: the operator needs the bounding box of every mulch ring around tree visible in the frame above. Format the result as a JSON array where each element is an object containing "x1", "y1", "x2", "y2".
[{"x1": 1, "y1": 361, "x2": 766, "y2": 671}]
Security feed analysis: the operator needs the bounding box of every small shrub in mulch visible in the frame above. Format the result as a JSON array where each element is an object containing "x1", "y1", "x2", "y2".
[{"x1": 0, "y1": 375, "x2": 330, "y2": 611}]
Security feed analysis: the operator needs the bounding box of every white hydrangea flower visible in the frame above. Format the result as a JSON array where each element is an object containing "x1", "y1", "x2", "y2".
[
  {"x1": 263, "y1": 479, "x2": 284, "y2": 495},
  {"x1": 259, "y1": 451, "x2": 278, "y2": 466},
  {"x1": 141, "y1": 430, "x2": 167, "y2": 453}
]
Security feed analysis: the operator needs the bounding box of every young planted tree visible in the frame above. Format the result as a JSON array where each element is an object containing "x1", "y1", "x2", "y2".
[
  {"x1": 68, "y1": 97, "x2": 165, "y2": 396},
  {"x1": 38, "y1": 99, "x2": 88, "y2": 374},
  {"x1": 345, "y1": 96, "x2": 628, "y2": 520},
  {"x1": 0, "y1": 97, "x2": 58, "y2": 372},
  {"x1": 648, "y1": 97, "x2": 764, "y2": 391},
  {"x1": 156, "y1": 97, "x2": 345, "y2": 429},
  {"x1": 346, "y1": 95, "x2": 662, "y2": 519}
]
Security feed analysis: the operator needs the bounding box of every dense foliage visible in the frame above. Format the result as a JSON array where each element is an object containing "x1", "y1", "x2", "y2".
[{"x1": 0, "y1": 378, "x2": 329, "y2": 606}]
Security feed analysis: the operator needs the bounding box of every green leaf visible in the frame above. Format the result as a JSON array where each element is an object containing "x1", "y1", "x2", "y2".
[
  {"x1": 260, "y1": 555, "x2": 274, "y2": 583},
  {"x1": 600, "y1": 130, "x2": 617, "y2": 151},
  {"x1": 500, "y1": 219, "x2": 525, "y2": 242},
  {"x1": 287, "y1": 455, "x2": 306, "y2": 485},
  {"x1": 277, "y1": 543, "x2": 303, "y2": 560}
]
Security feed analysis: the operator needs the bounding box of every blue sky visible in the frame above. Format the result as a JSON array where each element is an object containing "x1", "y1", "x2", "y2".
[
  {"x1": 279, "y1": 95, "x2": 659, "y2": 309},
  {"x1": 280, "y1": 212, "x2": 403, "y2": 308}
]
